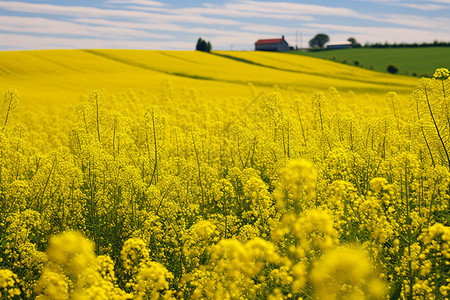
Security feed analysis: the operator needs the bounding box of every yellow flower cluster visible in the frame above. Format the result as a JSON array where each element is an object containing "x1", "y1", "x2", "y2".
[
  {"x1": 121, "y1": 238, "x2": 150, "y2": 273},
  {"x1": 35, "y1": 231, "x2": 125, "y2": 299},
  {"x1": 311, "y1": 246, "x2": 385, "y2": 299},
  {"x1": 0, "y1": 269, "x2": 21, "y2": 299},
  {"x1": 133, "y1": 261, "x2": 174, "y2": 300},
  {"x1": 434, "y1": 67, "x2": 450, "y2": 80}
]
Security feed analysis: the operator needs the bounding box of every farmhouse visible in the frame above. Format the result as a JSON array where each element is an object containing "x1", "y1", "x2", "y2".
[
  {"x1": 255, "y1": 36, "x2": 290, "y2": 52},
  {"x1": 326, "y1": 43, "x2": 352, "y2": 50}
]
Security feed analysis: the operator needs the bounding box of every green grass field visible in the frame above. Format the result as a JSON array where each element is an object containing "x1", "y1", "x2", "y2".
[{"x1": 290, "y1": 47, "x2": 450, "y2": 77}]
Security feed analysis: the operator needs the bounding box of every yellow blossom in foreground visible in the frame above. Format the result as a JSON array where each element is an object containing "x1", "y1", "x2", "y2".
[
  {"x1": 133, "y1": 261, "x2": 174, "y2": 299},
  {"x1": 0, "y1": 269, "x2": 21, "y2": 299},
  {"x1": 121, "y1": 238, "x2": 150, "y2": 272},
  {"x1": 311, "y1": 246, "x2": 386, "y2": 300},
  {"x1": 45, "y1": 231, "x2": 97, "y2": 281}
]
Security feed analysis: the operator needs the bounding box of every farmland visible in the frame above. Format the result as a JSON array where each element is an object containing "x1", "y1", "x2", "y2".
[
  {"x1": 292, "y1": 47, "x2": 450, "y2": 77},
  {"x1": 0, "y1": 50, "x2": 449, "y2": 299}
]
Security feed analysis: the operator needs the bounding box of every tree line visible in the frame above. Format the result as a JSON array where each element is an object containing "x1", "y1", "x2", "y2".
[
  {"x1": 363, "y1": 41, "x2": 450, "y2": 48},
  {"x1": 309, "y1": 33, "x2": 450, "y2": 49}
]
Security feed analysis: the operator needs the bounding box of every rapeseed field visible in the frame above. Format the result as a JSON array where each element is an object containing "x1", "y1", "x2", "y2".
[{"x1": 0, "y1": 50, "x2": 448, "y2": 299}]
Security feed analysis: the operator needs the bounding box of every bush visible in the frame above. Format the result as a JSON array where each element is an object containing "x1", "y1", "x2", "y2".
[
  {"x1": 387, "y1": 64, "x2": 399, "y2": 74},
  {"x1": 196, "y1": 38, "x2": 212, "y2": 53}
]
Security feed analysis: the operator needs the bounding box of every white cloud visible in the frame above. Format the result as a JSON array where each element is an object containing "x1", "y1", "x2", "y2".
[
  {"x1": 107, "y1": 0, "x2": 166, "y2": 7},
  {"x1": 241, "y1": 24, "x2": 296, "y2": 34},
  {"x1": 381, "y1": 14, "x2": 450, "y2": 29},
  {"x1": 0, "y1": 1, "x2": 241, "y2": 25},
  {"x1": 0, "y1": 15, "x2": 173, "y2": 39},
  {"x1": 74, "y1": 17, "x2": 242, "y2": 36},
  {"x1": 0, "y1": 33, "x2": 192, "y2": 50},
  {"x1": 430, "y1": 0, "x2": 450, "y2": 4},
  {"x1": 150, "y1": 4, "x2": 315, "y2": 21},
  {"x1": 401, "y1": 3, "x2": 447, "y2": 9},
  {"x1": 357, "y1": 13, "x2": 450, "y2": 29},
  {"x1": 361, "y1": 0, "x2": 450, "y2": 10},
  {"x1": 0, "y1": 1, "x2": 148, "y2": 18},
  {"x1": 226, "y1": 0, "x2": 359, "y2": 17},
  {"x1": 306, "y1": 23, "x2": 450, "y2": 44},
  {"x1": 74, "y1": 18, "x2": 184, "y2": 32}
]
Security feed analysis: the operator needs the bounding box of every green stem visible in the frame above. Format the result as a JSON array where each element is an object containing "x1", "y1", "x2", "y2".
[
  {"x1": 424, "y1": 87, "x2": 450, "y2": 170},
  {"x1": 3, "y1": 94, "x2": 12, "y2": 128}
]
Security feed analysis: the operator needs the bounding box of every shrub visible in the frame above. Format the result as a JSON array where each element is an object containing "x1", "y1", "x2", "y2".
[{"x1": 387, "y1": 64, "x2": 399, "y2": 74}]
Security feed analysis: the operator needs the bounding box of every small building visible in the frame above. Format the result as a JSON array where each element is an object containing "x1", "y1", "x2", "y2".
[
  {"x1": 326, "y1": 43, "x2": 352, "y2": 50},
  {"x1": 255, "y1": 36, "x2": 290, "y2": 52}
]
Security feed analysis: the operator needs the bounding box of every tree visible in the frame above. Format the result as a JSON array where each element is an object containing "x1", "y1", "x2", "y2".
[
  {"x1": 309, "y1": 34, "x2": 330, "y2": 49},
  {"x1": 196, "y1": 38, "x2": 206, "y2": 52},
  {"x1": 196, "y1": 38, "x2": 212, "y2": 53},
  {"x1": 347, "y1": 37, "x2": 362, "y2": 48}
]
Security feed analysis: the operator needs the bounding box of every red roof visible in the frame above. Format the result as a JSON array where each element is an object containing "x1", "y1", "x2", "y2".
[{"x1": 255, "y1": 38, "x2": 283, "y2": 45}]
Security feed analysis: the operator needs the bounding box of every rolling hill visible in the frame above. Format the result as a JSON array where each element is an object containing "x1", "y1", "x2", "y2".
[
  {"x1": 0, "y1": 49, "x2": 420, "y2": 142},
  {"x1": 0, "y1": 49, "x2": 418, "y2": 105},
  {"x1": 291, "y1": 47, "x2": 450, "y2": 77}
]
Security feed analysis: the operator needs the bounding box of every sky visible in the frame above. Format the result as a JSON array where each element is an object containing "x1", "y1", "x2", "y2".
[{"x1": 0, "y1": 0, "x2": 449, "y2": 51}]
